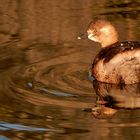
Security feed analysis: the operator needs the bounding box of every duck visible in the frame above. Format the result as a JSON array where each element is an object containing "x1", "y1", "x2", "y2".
[{"x1": 78, "y1": 19, "x2": 140, "y2": 84}]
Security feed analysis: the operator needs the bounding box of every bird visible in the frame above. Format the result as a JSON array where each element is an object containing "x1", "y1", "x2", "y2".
[{"x1": 78, "y1": 19, "x2": 140, "y2": 84}]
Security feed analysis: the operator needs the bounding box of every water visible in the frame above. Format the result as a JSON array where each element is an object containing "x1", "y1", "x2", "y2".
[{"x1": 0, "y1": 0, "x2": 140, "y2": 139}]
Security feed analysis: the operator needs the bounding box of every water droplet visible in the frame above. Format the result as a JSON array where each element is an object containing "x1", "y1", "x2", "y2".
[{"x1": 27, "y1": 82, "x2": 33, "y2": 88}]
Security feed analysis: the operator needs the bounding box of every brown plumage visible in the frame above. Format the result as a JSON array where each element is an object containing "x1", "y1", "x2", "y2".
[
  {"x1": 78, "y1": 19, "x2": 140, "y2": 84},
  {"x1": 93, "y1": 41, "x2": 140, "y2": 63}
]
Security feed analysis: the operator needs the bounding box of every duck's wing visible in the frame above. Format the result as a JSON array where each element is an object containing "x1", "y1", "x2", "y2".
[
  {"x1": 103, "y1": 48, "x2": 140, "y2": 84},
  {"x1": 93, "y1": 41, "x2": 140, "y2": 84},
  {"x1": 93, "y1": 41, "x2": 140, "y2": 64}
]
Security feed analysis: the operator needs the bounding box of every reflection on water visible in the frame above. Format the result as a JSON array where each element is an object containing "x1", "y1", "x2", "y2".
[
  {"x1": 102, "y1": 0, "x2": 140, "y2": 19},
  {"x1": 0, "y1": 121, "x2": 46, "y2": 131},
  {"x1": 92, "y1": 81, "x2": 140, "y2": 119},
  {"x1": 0, "y1": 41, "x2": 95, "y2": 140},
  {"x1": 0, "y1": 0, "x2": 140, "y2": 140}
]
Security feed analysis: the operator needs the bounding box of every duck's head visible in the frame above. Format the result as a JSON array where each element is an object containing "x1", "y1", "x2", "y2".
[{"x1": 78, "y1": 19, "x2": 119, "y2": 48}]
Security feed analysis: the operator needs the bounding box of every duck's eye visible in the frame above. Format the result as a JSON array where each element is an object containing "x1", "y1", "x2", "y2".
[{"x1": 93, "y1": 29, "x2": 97, "y2": 34}]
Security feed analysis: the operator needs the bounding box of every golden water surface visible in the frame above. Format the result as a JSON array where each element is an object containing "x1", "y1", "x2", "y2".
[{"x1": 0, "y1": 0, "x2": 140, "y2": 140}]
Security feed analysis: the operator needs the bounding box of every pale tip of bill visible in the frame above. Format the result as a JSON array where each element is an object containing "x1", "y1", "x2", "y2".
[{"x1": 77, "y1": 36, "x2": 81, "y2": 39}]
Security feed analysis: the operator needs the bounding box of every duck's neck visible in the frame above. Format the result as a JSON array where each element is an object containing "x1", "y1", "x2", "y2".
[
  {"x1": 101, "y1": 37, "x2": 118, "y2": 48},
  {"x1": 100, "y1": 28, "x2": 119, "y2": 48}
]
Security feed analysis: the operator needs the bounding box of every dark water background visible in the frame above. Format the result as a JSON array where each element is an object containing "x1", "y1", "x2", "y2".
[{"x1": 0, "y1": 0, "x2": 140, "y2": 139}]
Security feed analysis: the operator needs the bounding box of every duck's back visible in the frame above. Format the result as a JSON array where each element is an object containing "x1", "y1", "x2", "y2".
[{"x1": 92, "y1": 41, "x2": 140, "y2": 84}]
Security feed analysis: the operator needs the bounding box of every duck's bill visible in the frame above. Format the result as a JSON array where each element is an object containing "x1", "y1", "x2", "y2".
[{"x1": 77, "y1": 32, "x2": 88, "y2": 39}]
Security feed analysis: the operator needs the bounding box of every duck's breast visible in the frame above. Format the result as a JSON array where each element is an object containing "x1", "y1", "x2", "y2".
[{"x1": 92, "y1": 41, "x2": 140, "y2": 84}]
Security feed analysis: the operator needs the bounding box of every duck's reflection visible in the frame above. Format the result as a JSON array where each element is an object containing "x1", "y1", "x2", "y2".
[{"x1": 92, "y1": 80, "x2": 140, "y2": 119}]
